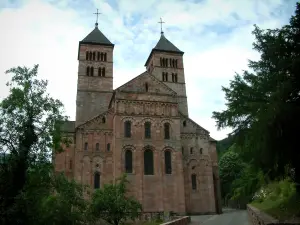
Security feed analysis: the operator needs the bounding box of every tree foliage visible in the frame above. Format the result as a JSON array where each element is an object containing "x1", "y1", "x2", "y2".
[
  {"x1": 89, "y1": 174, "x2": 142, "y2": 225},
  {"x1": 212, "y1": 2, "x2": 300, "y2": 190},
  {"x1": 0, "y1": 65, "x2": 70, "y2": 224},
  {"x1": 13, "y1": 163, "x2": 89, "y2": 225},
  {"x1": 219, "y1": 145, "x2": 244, "y2": 199}
]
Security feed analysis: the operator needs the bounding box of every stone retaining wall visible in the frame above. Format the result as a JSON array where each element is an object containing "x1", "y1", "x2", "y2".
[
  {"x1": 160, "y1": 216, "x2": 191, "y2": 225},
  {"x1": 247, "y1": 204, "x2": 300, "y2": 225}
]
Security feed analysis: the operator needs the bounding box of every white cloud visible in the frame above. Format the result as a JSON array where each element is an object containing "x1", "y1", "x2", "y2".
[{"x1": 0, "y1": 0, "x2": 297, "y2": 140}]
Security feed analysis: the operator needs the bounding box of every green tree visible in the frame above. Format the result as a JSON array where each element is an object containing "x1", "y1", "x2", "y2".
[
  {"x1": 13, "y1": 163, "x2": 89, "y2": 225},
  {"x1": 212, "y1": 3, "x2": 300, "y2": 191},
  {"x1": 0, "y1": 65, "x2": 69, "y2": 224},
  {"x1": 219, "y1": 145, "x2": 244, "y2": 199},
  {"x1": 89, "y1": 174, "x2": 142, "y2": 225}
]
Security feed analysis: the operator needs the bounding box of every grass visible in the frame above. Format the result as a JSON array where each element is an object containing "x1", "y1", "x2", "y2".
[{"x1": 251, "y1": 179, "x2": 300, "y2": 221}]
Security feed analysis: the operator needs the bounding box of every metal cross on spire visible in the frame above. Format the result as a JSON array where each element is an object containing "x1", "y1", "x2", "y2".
[
  {"x1": 158, "y1": 17, "x2": 165, "y2": 34},
  {"x1": 94, "y1": 9, "x2": 101, "y2": 27}
]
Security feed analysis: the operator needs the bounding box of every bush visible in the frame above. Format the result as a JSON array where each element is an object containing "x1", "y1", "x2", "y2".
[{"x1": 251, "y1": 179, "x2": 300, "y2": 221}]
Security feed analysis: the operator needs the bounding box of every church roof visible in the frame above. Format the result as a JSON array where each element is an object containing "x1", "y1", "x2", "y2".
[
  {"x1": 145, "y1": 33, "x2": 184, "y2": 66},
  {"x1": 153, "y1": 33, "x2": 183, "y2": 53},
  {"x1": 80, "y1": 23, "x2": 114, "y2": 46}
]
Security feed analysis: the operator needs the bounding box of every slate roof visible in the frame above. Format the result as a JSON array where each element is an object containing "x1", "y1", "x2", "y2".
[
  {"x1": 153, "y1": 33, "x2": 183, "y2": 53},
  {"x1": 145, "y1": 33, "x2": 184, "y2": 66},
  {"x1": 80, "y1": 24, "x2": 114, "y2": 46}
]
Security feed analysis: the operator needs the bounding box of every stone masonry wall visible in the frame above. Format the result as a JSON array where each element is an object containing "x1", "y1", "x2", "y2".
[
  {"x1": 247, "y1": 205, "x2": 300, "y2": 225},
  {"x1": 160, "y1": 216, "x2": 191, "y2": 225}
]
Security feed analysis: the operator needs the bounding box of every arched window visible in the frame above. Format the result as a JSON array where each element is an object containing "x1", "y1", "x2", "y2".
[
  {"x1": 145, "y1": 82, "x2": 148, "y2": 92},
  {"x1": 96, "y1": 143, "x2": 99, "y2": 151},
  {"x1": 107, "y1": 143, "x2": 110, "y2": 152},
  {"x1": 164, "y1": 151, "x2": 172, "y2": 174},
  {"x1": 144, "y1": 149, "x2": 154, "y2": 175},
  {"x1": 89, "y1": 52, "x2": 92, "y2": 60},
  {"x1": 84, "y1": 142, "x2": 88, "y2": 151},
  {"x1": 124, "y1": 121, "x2": 131, "y2": 138},
  {"x1": 104, "y1": 53, "x2": 107, "y2": 61},
  {"x1": 90, "y1": 67, "x2": 94, "y2": 76},
  {"x1": 97, "y1": 52, "x2": 100, "y2": 61},
  {"x1": 172, "y1": 59, "x2": 175, "y2": 67},
  {"x1": 166, "y1": 59, "x2": 168, "y2": 67},
  {"x1": 200, "y1": 148, "x2": 203, "y2": 154},
  {"x1": 165, "y1": 72, "x2": 168, "y2": 81},
  {"x1": 86, "y1": 67, "x2": 90, "y2": 76},
  {"x1": 102, "y1": 68, "x2": 105, "y2": 77},
  {"x1": 86, "y1": 52, "x2": 89, "y2": 60},
  {"x1": 183, "y1": 121, "x2": 186, "y2": 127},
  {"x1": 144, "y1": 122, "x2": 151, "y2": 139},
  {"x1": 94, "y1": 172, "x2": 100, "y2": 189},
  {"x1": 175, "y1": 59, "x2": 178, "y2": 68},
  {"x1": 93, "y1": 52, "x2": 96, "y2": 61},
  {"x1": 102, "y1": 117, "x2": 106, "y2": 123},
  {"x1": 191, "y1": 174, "x2": 197, "y2": 190},
  {"x1": 164, "y1": 123, "x2": 170, "y2": 139},
  {"x1": 125, "y1": 150, "x2": 133, "y2": 173},
  {"x1": 190, "y1": 147, "x2": 193, "y2": 154},
  {"x1": 98, "y1": 67, "x2": 101, "y2": 76},
  {"x1": 175, "y1": 73, "x2": 178, "y2": 83},
  {"x1": 101, "y1": 52, "x2": 104, "y2": 61}
]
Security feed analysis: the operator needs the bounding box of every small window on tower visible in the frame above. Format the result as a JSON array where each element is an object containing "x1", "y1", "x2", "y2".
[
  {"x1": 97, "y1": 52, "x2": 100, "y2": 61},
  {"x1": 190, "y1": 147, "x2": 193, "y2": 154},
  {"x1": 86, "y1": 52, "x2": 89, "y2": 60},
  {"x1": 100, "y1": 52, "x2": 104, "y2": 61},
  {"x1": 145, "y1": 83, "x2": 149, "y2": 92},
  {"x1": 104, "y1": 53, "x2": 107, "y2": 61},
  {"x1": 165, "y1": 72, "x2": 168, "y2": 81},
  {"x1": 98, "y1": 67, "x2": 101, "y2": 76},
  {"x1": 93, "y1": 52, "x2": 96, "y2": 61},
  {"x1": 86, "y1": 67, "x2": 90, "y2": 76},
  {"x1": 107, "y1": 143, "x2": 110, "y2": 152},
  {"x1": 89, "y1": 52, "x2": 92, "y2": 60},
  {"x1": 91, "y1": 67, "x2": 94, "y2": 76},
  {"x1": 84, "y1": 142, "x2": 88, "y2": 151},
  {"x1": 200, "y1": 148, "x2": 203, "y2": 154},
  {"x1": 183, "y1": 120, "x2": 186, "y2": 127},
  {"x1": 175, "y1": 73, "x2": 178, "y2": 83},
  {"x1": 102, "y1": 68, "x2": 105, "y2": 77},
  {"x1": 102, "y1": 117, "x2": 106, "y2": 123},
  {"x1": 175, "y1": 59, "x2": 178, "y2": 68}
]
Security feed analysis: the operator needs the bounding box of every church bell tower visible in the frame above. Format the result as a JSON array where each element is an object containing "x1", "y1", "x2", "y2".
[
  {"x1": 76, "y1": 11, "x2": 114, "y2": 127},
  {"x1": 145, "y1": 18, "x2": 188, "y2": 116}
]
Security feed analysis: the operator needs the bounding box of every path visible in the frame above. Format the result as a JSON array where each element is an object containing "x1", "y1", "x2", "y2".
[{"x1": 190, "y1": 208, "x2": 249, "y2": 225}]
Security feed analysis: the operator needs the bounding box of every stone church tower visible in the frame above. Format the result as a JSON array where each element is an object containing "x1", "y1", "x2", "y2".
[
  {"x1": 55, "y1": 19, "x2": 222, "y2": 215},
  {"x1": 76, "y1": 22, "x2": 114, "y2": 127}
]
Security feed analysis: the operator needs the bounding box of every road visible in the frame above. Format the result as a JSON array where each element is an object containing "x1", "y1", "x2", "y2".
[{"x1": 190, "y1": 208, "x2": 249, "y2": 225}]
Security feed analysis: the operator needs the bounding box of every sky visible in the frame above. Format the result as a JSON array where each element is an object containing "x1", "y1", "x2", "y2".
[{"x1": 0, "y1": 0, "x2": 298, "y2": 140}]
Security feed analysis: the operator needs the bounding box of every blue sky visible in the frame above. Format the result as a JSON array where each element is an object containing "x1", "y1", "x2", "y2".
[{"x1": 0, "y1": 0, "x2": 298, "y2": 140}]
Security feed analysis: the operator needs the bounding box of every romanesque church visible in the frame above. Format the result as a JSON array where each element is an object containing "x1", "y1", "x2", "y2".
[{"x1": 54, "y1": 20, "x2": 222, "y2": 214}]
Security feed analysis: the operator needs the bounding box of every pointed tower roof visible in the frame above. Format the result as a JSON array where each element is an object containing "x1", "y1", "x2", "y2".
[
  {"x1": 153, "y1": 33, "x2": 183, "y2": 53},
  {"x1": 145, "y1": 32, "x2": 184, "y2": 66},
  {"x1": 80, "y1": 23, "x2": 114, "y2": 46},
  {"x1": 78, "y1": 23, "x2": 114, "y2": 60}
]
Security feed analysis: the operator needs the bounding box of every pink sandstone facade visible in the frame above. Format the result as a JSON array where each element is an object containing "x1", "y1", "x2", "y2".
[{"x1": 54, "y1": 22, "x2": 222, "y2": 215}]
